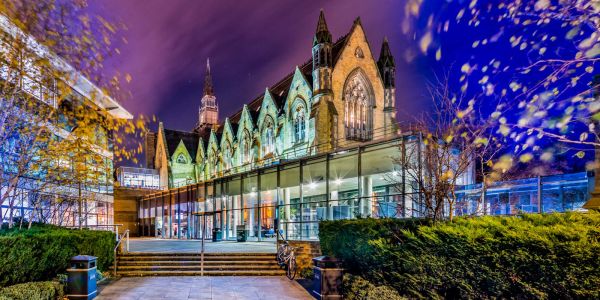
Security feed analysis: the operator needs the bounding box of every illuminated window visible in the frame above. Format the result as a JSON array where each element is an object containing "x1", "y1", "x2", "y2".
[
  {"x1": 344, "y1": 69, "x2": 373, "y2": 141},
  {"x1": 263, "y1": 117, "x2": 275, "y2": 155},
  {"x1": 293, "y1": 101, "x2": 306, "y2": 143}
]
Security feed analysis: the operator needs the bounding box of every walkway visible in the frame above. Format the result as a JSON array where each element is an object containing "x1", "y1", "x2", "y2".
[
  {"x1": 128, "y1": 238, "x2": 276, "y2": 253},
  {"x1": 96, "y1": 276, "x2": 313, "y2": 300}
]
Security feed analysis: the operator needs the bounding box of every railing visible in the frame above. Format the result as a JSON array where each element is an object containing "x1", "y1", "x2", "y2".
[{"x1": 113, "y1": 229, "x2": 129, "y2": 277}]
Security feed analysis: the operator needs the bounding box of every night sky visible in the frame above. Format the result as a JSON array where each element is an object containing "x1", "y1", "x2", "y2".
[{"x1": 91, "y1": 0, "x2": 430, "y2": 131}]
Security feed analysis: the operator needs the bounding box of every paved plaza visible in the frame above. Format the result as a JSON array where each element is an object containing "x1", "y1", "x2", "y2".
[
  {"x1": 128, "y1": 238, "x2": 277, "y2": 253},
  {"x1": 96, "y1": 276, "x2": 313, "y2": 300}
]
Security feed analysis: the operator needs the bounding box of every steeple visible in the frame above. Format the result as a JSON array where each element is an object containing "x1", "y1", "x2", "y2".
[
  {"x1": 313, "y1": 10, "x2": 332, "y2": 46},
  {"x1": 196, "y1": 58, "x2": 218, "y2": 133},
  {"x1": 378, "y1": 37, "x2": 395, "y2": 89},
  {"x1": 204, "y1": 58, "x2": 214, "y2": 96}
]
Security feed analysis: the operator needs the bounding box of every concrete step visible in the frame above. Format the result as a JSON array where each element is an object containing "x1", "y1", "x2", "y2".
[
  {"x1": 116, "y1": 270, "x2": 286, "y2": 276},
  {"x1": 119, "y1": 259, "x2": 275, "y2": 266},
  {"x1": 118, "y1": 255, "x2": 275, "y2": 261},
  {"x1": 117, "y1": 265, "x2": 282, "y2": 271},
  {"x1": 121, "y1": 252, "x2": 276, "y2": 257},
  {"x1": 119, "y1": 260, "x2": 277, "y2": 266}
]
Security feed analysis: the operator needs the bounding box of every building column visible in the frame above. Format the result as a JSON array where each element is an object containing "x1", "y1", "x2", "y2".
[
  {"x1": 284, "y1": 188, "x2": 291, "y2": 221},
  {"x1": 361, "y1": 175, "x2": 373, "y2": 217}
]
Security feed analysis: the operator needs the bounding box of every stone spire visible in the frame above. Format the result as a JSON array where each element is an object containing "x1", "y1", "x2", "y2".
[
  {"x1": 313, "y1": 10, "x2": 332, "y2": 46},
  {"x1": 204, "y1": 58, "x2": 214, "y2": 96},
  {"x1": 378, "y1": 37, "x2": 396, "y2": 89}
]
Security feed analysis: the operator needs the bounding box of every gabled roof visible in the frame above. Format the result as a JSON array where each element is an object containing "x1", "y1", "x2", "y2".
[
  {"x1": 164, "y1": 129, "x2": 201, "y2": 162},
  {"x1": 227, "y1": 34, "x2": 348, "y2": 126}
]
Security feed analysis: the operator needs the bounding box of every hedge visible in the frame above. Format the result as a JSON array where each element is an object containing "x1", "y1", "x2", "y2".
[
  {"x1": 0, "y1": 224, "x2": 115, "y2": 287},
  {"x1": 0, "y1": 281, "x2": 63, "y2": 300},
  {"x1": 319, "y1": 212, "x2": 600, "y2": 299}
]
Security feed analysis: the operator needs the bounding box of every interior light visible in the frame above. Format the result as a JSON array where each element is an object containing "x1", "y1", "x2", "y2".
[
  {"x1": 335, "y1": 178, "x2": 343, "y2": 185},
  {"x1": 309, "y1": 182, "x2": 317, "y2": 189}
]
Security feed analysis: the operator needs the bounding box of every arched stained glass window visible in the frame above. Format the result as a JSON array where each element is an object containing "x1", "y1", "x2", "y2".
[{"x1": 343, "y1": 69, "x2": 374, "y2": 141}]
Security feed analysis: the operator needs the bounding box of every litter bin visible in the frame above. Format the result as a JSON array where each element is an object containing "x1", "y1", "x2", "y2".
[
  {"x1": 212, "y1": 227, "x2": 222, "y2": 242},
  {"x1": 312, "y1": 256, "x2": 343, "y2": 300},
  {"x1": 236, "y1": 225, "x2": 247, "y2": 242},
  {"x1": 67, "y1": 255, "x2": 98, "y2": 300}
]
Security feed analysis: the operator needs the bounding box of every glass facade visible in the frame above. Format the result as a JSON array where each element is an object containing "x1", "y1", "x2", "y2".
[
  {"x1": 117, "y1": 167, "x2": 161, "y2": 190},
  {"x1": 138, "y1": 136, "x2": 593, "y2": 241}
]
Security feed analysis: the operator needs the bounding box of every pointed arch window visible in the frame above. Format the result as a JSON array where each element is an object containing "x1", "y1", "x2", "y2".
[
  {"x1": 263, "y1": 116, "x2": 275, "y2": 155},
  {"x1": 344, "y1": 69, "x2": 374, "y2": 141},
  {"x1": 176, "y1": 154, "x2": 187, "y2": 164},
  {"x1": 223, "y1": 142, "x2": 232, "y2": 170},
  {"x1": 241, "y1": 129, "x2": 252, "y2": 164},
  {"x1": 292, "y1": 101, "x2": 306, "y2": 143}
]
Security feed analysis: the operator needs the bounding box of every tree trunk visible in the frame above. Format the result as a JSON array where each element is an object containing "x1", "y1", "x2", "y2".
[{"x1": 78, "y1": 182, "x2": 82, "y2": 230}]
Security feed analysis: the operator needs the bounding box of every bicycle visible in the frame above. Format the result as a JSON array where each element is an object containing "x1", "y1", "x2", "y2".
[{"x1": 277, "y1": 240, "x2": 298, "y2": 280}]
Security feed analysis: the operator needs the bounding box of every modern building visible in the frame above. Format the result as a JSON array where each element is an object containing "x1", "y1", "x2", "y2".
[{"x1": 0, "y1": 14, "x2": 132, "y2": 228}]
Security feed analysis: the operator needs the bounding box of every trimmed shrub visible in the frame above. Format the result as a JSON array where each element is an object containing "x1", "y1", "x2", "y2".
[
  {"x1": 0, "y1": 281, "x2": 64, "y2": 300},
  {"x1": 320, "y1": 212, "x2": 600, "y2": 299},
  {"x1": 343, "y1": 274, "x2": 405, "y2": 300},
  {"x1": 0, "y1": 224, "x2": 115, "y2": 287}
]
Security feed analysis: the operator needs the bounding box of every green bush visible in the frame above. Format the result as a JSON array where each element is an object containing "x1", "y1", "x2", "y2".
[
  {"x1": 0, "y1": 281, "x2": 64, "y2": 300},
  {"x1": 320, "y1": 212, "x2": 600, "y2": 299},
  {"x1": 344, "y1": 274, "x2": 405, "y2": 300},
  {"x1": 0, "y1": 224, "x2": 115, "y2": 287}
]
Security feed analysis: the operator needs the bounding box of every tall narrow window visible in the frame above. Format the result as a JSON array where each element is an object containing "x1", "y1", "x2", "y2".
[
  {"x1": 263, "y1": 117, "x2": 275, "y2": 155},
  {"x1": 343, "y1": 69, "x2": 373, "y2": 141},
  {"x1": 242, "y1": 129, "x2": 251, "y2": 164},
  {"x1": 223, "y1": 142, "x2": 232, "y2": 170},
  {"x1": 293, "y1": 104, "x2": 306, "y2": 143}
]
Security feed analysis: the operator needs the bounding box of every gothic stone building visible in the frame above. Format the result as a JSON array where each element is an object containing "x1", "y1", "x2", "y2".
[{"x1": 149, "y1": 11, "x2": 397, "y2": 189}]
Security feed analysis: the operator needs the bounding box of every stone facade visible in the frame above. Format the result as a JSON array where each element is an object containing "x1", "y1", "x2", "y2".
[{"x1": 149, "y1": 11, "x2": 397, "y2": 189}]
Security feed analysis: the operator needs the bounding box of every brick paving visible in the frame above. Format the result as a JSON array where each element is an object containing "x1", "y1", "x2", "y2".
[
  {"x1": 96, "y1": 276, "x2": 313, "y2": 300},
  {"x1": 128, "y1": 238, "x2": 277, "y2": 253}
]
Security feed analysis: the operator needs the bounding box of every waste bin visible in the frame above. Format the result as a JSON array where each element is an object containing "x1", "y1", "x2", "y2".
[
  {"x1": 212, "y1": 227, "x2": 222, "y2": 242},
  {"x1": 67, "y1": 255, "x2": 98, "y2": 300},
  {"x1": 236, "y1": 225, "x2": 247, "y2": 242},
  {"x1": 312, "y1": 256, "x2": 343, "y2": 300}
]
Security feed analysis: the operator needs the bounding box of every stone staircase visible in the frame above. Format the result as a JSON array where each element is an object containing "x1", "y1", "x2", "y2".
[{"x1": 115, "y1": 252, "x2": 286, "y2": 276}]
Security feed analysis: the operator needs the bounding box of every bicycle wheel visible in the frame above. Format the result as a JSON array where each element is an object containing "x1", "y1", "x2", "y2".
[{"x1": 286, "y1": 257, "x2": 297, "y2": 280}]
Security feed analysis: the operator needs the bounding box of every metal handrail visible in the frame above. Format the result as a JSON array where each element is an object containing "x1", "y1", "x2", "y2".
[{"x1": 113, "y1": 229, "x2": 129, "y2": 277}]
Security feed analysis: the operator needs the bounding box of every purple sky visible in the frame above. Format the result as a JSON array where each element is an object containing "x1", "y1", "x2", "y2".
[{"x1": 93, "y1": 0, "x2": 427, "y2": 131}]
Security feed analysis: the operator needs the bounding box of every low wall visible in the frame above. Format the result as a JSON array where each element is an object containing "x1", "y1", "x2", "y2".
[{"x1": 287, "y1": 240, "x2": 322, "y2": 273}]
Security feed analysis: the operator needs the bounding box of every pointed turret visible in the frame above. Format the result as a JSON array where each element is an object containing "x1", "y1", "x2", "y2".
[
  {"x1": 378, "y1": 37, "x2": 395, "y2": 89},
  {"x1": 311, "y1": 10, "x2": 335, "y2": 153},
  {"x1": 204, "y1": 58, "x2": 214, "y2": 96},
  {"x1": 314, "y1": 10, "x2": 332, "y2": 46},
  {"x1": 378, "y1": 38, "x2": 397, "y2": 137}
]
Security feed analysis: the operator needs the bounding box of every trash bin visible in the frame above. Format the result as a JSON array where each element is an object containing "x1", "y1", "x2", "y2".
[
  {"x1": 236, "y1": 225, "x2": 247, "y2": 242},
  {"x1": 312, "y1": 256, "x2": 344, "y2": 300},
  {"x1": 212, "y1": 227, "x2": 222, "y2": 242},
  {"x1": 67, "y1": 255, "x2": 98, "y2": 300}
]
